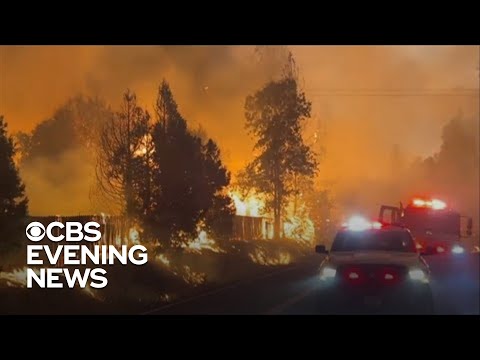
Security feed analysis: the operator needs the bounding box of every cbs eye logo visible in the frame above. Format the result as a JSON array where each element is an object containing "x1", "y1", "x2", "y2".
[
  {"x1": 25, "y1": 221, "x2": 102, "y2": 242},
  {"x1": 25, "y1": 222, "x2": 46, "y2": 241}
]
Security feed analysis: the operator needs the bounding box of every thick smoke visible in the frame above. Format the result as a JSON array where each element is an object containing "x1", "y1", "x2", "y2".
[{"x1": 1, "y1": 46, "x2": 478, "y2": 219}]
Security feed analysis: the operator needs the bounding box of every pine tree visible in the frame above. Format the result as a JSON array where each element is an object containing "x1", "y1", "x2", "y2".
[
  {"x1": 150, "y1": 80, "x2": 232, "y2": 244},
  {"x1": 0, "y1": 116, "x2": 28, "y2": 244},
  {"x1": 243, "y1": 77, "x2": 317, "y2": 240}
]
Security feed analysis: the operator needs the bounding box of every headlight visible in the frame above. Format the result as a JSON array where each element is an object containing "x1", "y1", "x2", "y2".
[
  {"x1": 408, "y1": 269, "x2": 429, "y2": 283},
  {"x1": 451, "y1": 245, "x2": 465, "y2": 254},
  {"x1": 320, "y1": 266, "x2": 336, "y2": 280}
]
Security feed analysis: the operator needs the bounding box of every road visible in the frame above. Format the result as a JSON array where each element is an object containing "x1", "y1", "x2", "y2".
[{"x1": 145, "y1": 253, "x2": 479, "y2": 315}]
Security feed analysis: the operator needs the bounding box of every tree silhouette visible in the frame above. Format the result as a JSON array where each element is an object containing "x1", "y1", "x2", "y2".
[
  {"x1": 0, "y1": 116, "x2": 28, "y2": 245},
  {"x1": 150, "y1": 80, "x2": 232, "y2": 244},
  {"x1": 243, "y1": 77, "x2": 317, "y2": 240},
  {"x1": 96, "y1": 90, "x2": 150, "y2": 216},
  {"x1": 16, "y1": 95, "x2": 112, "y2": 165},
  {"x1": 201, "y1": 139, "x2": 235, "y2": 239}
]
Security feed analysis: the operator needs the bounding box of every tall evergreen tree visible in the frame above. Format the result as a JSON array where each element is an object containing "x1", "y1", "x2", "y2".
[
  {"x1": 0, "y1": 116, "x2": 28, "y2": 244},
  {"x1": 243, "y1": 77, "x2": 317, "y2": 240},
  {"x1": 150, "y1": 80, "x2": 232, "y2": 244}
]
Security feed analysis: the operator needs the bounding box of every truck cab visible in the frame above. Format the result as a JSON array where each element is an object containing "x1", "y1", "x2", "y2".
[{"x1": 379, "y1": 198, "x2": 473, "y2": 255}]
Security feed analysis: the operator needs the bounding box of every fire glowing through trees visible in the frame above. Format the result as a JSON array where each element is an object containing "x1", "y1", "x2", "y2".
[{"x1": 0, "y1": 266, "x2": 100, "y2": 299}]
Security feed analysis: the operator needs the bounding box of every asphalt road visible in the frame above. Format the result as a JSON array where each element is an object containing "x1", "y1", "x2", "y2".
[{"x1": 145, "y1": 253, "x2": 479, "y2": 315}]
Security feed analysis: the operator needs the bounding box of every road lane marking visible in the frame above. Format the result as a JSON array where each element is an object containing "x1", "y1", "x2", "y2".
[
  {"x1": 141, "y1": 263, "x2": 307, "y2": 315},
  {"x1": 265, "y1": 286, "x2": 317, "y2": 315}
]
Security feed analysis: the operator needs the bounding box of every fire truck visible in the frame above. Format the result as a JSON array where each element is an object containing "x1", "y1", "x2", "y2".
[{"x1": 378, "y1": 197, "x2": 473, "y2": 255}]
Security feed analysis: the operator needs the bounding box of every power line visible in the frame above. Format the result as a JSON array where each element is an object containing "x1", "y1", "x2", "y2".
[
  {"x1": 307, "y1": 93, "x2": 479, "y2": 97},
  {"x1": 305, "y1": 88, "x2": 479, "y2": 97},
  {"x1": 305, "y1": 88, "x2": 479, "y2": 92}
]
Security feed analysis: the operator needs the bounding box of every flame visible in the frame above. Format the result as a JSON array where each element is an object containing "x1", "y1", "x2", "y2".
[
  {"x1": 133, "y1": 134, "x2": 152, "y2": 158},
  {"x1": 248, "y1": 249, "x2": 292, "y2": 266},
  {"x1": 229, "y1": 190, "x2": 265, "y2": 217},
  {"x1": 156, "y1": 254, "x2": 171, "y2": 267},
  {"x1": 115, "y1": 234, "x2": 122, "y2": 247},
  {"x1": 229, "y1": 189, "x2": 315, "y2": 242},
  {"x1": 182, "y1": 266, "x2": 206, "y2": 286},
  {"x1": 128, "y1": 226, "x2": 140, "y2": 244},
  {"x1": 100, "y1": 212, "x2": 108, "y2": 225},
  {"x1": 283, "y1": 216, "x2": 315, "y2": 243},
  {"x1": 182, "y1": 226, "x2": 224, "y2": 254},
  {"x1": 82, "y1": 283, "x2": 98, "y2": 299},
  {"x1": 0, "y1": 267, "x2": 40, "y2": 287},
  {"x1": 0, "y1": 267, "x2": 100, "y2": 300},
  {"x1": 159, "y1": 293, "x2": 172, "y2": 302}
]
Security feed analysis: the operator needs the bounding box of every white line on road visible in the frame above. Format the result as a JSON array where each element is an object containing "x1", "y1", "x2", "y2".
[
  {"x1": 265, "y1": 286, "x2": 317, "y2": 315},
  {"x1": 141, "y1": 264, "x2": 304, "y2": 315}
]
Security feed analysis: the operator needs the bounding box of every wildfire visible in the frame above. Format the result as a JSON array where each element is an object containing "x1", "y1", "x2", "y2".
[
  {"x1": 0, "y1": 267, "x2": 101, "y2": 300},
  {"x1": 182, "y1": 227, "x2": 224, "y2": 254},
  {"x1": 128, "y1": 226, "x2": 141, "y2": 244},
  {"x1": 156, "y1": 253, "x2": 171, "y2": 267},
  {"x1": 229, "y1": 189, "x2": 315, "y2": 242},
  {"x1": 229, "y1": 190, "x2": 265, "y2": 217},
  {"x1": 283, "y1": 216, "x2": 315, "y2": 243},
  {"x1": 182, "y1": 266, "x2": 206, "y2": 286},
  {"x1": 0, "y1": 267, "x2": 40, "y2": 288},
  {"x1": 82, "y1": 283, "x2": 98, "y2": 299},
  {"x1": 248, "y1": 248, "x2": 292, "y2": 266},
  {"x1": 159, "y1": 293, "x2": 172, "y2": 302}
]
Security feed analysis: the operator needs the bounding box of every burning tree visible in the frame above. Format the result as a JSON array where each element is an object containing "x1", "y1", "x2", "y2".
[
  {"x1": 242, "y1": 75, "x2": 317, "y2": 240},
  {"x1": 0, "y1": 116, "x2": 28, "y2": 247},
  {"x1": 149, "y1": 80, "x2": 233, "y2": 244},
  {"x1": 96, "y1": 90, "x2": 150, "y2": 217}
]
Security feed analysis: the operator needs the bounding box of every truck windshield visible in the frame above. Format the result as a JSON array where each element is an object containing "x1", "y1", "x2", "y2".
[{"x1": 331, "y1": 230, "x2": 416, "y2": 252}]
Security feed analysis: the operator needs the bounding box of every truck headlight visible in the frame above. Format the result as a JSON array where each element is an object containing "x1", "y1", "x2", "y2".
[
  {"x1": 408, "y1": 269, "x2": 428, "y2": 283},
  {"x1": 320, "y1": 266, "x2": 336, "y2": 280},
  {"x1": 451, "y1": 245, "x2": 465, "y2": 254}
]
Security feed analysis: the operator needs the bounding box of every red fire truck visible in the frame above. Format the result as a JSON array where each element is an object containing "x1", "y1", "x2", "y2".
[{"x1": 378, "y1": 197, "x2": 473, "y2": 255}]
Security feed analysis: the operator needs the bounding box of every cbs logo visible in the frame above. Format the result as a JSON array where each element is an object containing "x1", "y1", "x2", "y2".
[{"x1": 25, "y1": 221, "x2": 102, "y2": 242}]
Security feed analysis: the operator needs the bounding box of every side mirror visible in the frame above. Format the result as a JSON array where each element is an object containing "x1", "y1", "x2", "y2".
[
  {"x1": 466, "y1": 218, "x2": 473, "y2": 237},
  {"x1": 315, "y1": 245, "x2": 329, "y2": 254}
]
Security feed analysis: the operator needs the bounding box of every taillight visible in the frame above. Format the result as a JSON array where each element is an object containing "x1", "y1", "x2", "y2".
[
  {"x1": 342, "y1": 266, "x2": 366, "y2": 285},
  {"x1": 348, "y1": 272, "x2": 360, "y2": 279},
  {"x1": 377, "y1": 266, "x2": 401, "y2": 285}
]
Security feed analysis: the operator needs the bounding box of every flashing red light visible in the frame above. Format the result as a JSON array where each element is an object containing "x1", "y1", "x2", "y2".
[
  {"x1": 411, "y1": 197, "x2": 447, "y2": 210},
  {"x1": 412, "y1": 198, "x2": 426, "y2": 207},
  {"x1": 436, "y1": 246, "x2": 445, "y2": 253}
]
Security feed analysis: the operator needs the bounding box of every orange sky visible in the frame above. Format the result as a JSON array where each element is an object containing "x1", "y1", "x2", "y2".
[{"x1": 1, "y1": 46, "x2": 478, "y2": 215}]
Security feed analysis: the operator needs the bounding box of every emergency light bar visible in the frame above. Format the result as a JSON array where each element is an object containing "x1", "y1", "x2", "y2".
[
  {"x1": 342, "y1": 216, "x2": 383, "y2": 231},
  {"x1": 411, "y1": 198, "x2": 447, "y2": 210}
]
